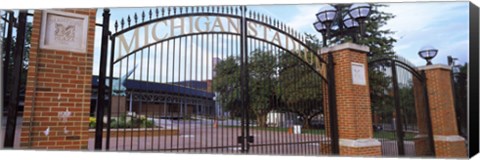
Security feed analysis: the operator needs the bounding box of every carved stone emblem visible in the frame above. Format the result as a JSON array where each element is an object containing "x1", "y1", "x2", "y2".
[
  {"x1": 40, "y1": 10, "x2": 88, "y2": 53},
  {"x1": 54, "y1": 23, "x2": 75, "y2": 41},
  {"x1": 351, "y1": 62, "x2": 366, "y2": 85}
]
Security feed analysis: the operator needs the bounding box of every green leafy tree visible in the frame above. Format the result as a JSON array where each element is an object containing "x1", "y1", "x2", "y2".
[
  {"x1": 214, "y1": 4, "x2": 397, "y2": 129},
  {"x1": 278, "y1": 51, "x2": 324, "y2": 129},
  {"x1": 213, "y1": 49, "x2": 324, "y2": 128},
  {"x1": 453, "y1": 62, "x2": 467, "y2": 137},
  {"x1": 212, "y1": 57, "x2": 242, "y2": 117},
  {"x1": 247, "y1": 50, "x2": 280, "y2": 127}
]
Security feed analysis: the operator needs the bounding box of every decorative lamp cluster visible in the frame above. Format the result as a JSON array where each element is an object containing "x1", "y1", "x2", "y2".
[{"x1": 313, "y1": 3, "x2": 372, "y2": 46}]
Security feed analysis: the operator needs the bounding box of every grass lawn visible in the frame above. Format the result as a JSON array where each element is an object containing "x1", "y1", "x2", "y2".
[
  {"x1": 223, "y1": 125, "x2": 416, "y2": 141},
  {"x1": 374, "y1": 131, "x2": 416, "y2": 140},
  {"x1": 224, "y1": 126, "x2": 326, "y2": 135}
]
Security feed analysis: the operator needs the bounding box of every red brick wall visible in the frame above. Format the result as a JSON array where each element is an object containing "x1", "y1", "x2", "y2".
[
  {"x1": 424, "y1": 68, "x2": 459, "y2": 135},
  {"x1": 330, "y1": 49, "x2": 373, "y2": 140},
  {"x1": 20, "y1": 9, "x2": 96, "y2": 150},
  {"x1": 434, "y1": 141, "x2": 467, "y2": 158},
  {"x1": 340, "y1": 146, "x2": 381, "y2": 156},
  {"x1": 422, "y1": 67, "x2": 467, "y2": 158}
]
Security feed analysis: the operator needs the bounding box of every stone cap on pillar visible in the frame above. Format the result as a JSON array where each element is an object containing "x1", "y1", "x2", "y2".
[
  {"x1": 417, "y1": 64, "x2": 452, "y2": 71},
  {"x1": 320, "y1": 42, "x2": 370, "y2": 55}
]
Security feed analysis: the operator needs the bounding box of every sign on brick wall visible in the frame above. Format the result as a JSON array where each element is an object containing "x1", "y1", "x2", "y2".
[
  {"x1": 351, "y1": 62, "x2": 366, "y2": 85},
  {"x1": 39, "y1": 10, "x2": 89, "y2": 53}
]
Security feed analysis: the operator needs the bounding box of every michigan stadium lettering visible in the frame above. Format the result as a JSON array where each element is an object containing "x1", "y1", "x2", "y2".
[{"x1": 115, "y1": 16, "x2": 302, "y2": 60}]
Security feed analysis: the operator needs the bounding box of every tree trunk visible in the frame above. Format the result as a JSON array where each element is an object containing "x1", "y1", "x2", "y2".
[
  {"x1": 302, "y1": 116, "x2": 311, "y2": 129},
  {"x1": 257, "y1": 114, "x2": 268, "y2": 128}
]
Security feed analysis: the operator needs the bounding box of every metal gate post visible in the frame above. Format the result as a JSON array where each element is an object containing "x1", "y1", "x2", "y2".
[
  {"x1": 94, "y1": 8, "x2": 111, "y2": 150},
  {"x1": 421, "y1": 71, "x2": 436, "y2": 156},
  {"x1": 239, "y1": 5, "x2": 249, "y2": 153},
  {"x1": 391, "y1": 60, "x2": 405, "y2": 155},
  {"x1": 107, "y1": 21, "x2": 116, "y2": 152},
  {"x1": 326, "y1": 52, "x2": 339, "y2": 154},
  {"x1": 1, "y1": 11, "x2": 15, "y2": 149},
  {"x1": 4, "y1": 10, "x2": 27, "y2": 148},
  {"x1": 2, "y1": 11, "x2": 13, "y2": 107},
  {"x1": 0, "y1": 11, "x2": 4, "y2": 149}
]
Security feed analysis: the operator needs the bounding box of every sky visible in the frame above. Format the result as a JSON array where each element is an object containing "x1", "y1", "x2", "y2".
[
  {"x1": 248, "y1": 2, "x2": 469, "y2": 66},
  {"x1": 88, "y1": 1, "x2": 469, "y2": 76}
]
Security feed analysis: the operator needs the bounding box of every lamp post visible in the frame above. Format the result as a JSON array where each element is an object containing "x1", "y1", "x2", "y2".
[
  {"x1": 418, "y1": 45, "x2": 438, "y2": 65},
  {"x1": 313, "y1": 3, "x2": 372, "y2": 47}
]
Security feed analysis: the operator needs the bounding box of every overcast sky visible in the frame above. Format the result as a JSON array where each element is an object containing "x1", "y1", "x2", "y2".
[{"x1": 91, "y1": 1, "x2": 470, "y2": 76}]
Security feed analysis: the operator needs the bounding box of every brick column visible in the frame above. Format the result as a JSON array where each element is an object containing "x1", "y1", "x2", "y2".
[
  {"x1": 320, "y1": 42, "x2": 381, "y2": 156},
  {"x1": 418, "y1": 64, "x2": 467, "y2": 158},
  {"x1": 20, "y1": 9, "x2": 96, "y2": 150}
]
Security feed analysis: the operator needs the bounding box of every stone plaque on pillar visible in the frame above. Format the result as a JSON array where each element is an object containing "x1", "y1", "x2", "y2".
[
  {"x1": 39, "y1": 10, "x2": 89, "y2": 53},
  {"x1": 351, "y1": 62, "x2": 366, "y2": 85}
]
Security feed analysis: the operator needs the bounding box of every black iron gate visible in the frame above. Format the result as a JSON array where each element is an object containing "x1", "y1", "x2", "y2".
[
  {"x1": 1, "y1": 10, "x2": 30, "y2": 148},
  {"x1": 94, "y1": 6, "x2": 338, "y2": 155},
  {"x1": 368, "y1": 55, "x2": 435, "y2": 157}
]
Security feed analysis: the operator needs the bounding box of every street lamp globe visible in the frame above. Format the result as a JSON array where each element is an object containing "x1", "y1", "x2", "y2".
[
  {"x1": 349, "y1": 3, "x2": 372, "y2": 21},
  {"x1": 343, "y1": 15, "x2": 359, "y2": 29},
  {"x1": 316, "y1": 5, "x2": 337, "y2": 26},
  {"x1": 418, "y1": 45, "x2": 438, "y2": 65},
  {"x1": 313, "y1": 21, "x2": 327, "y2": 33}
]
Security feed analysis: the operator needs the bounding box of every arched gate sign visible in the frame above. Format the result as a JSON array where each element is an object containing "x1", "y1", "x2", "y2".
[{"x1": 94, "y1": 6, "x2": 338, "y2": 155}]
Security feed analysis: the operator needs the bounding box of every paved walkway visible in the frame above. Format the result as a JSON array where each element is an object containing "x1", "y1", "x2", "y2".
[
  {"x1": 3, "y1": 117, "x2": 417, "y2": 156},
  {"x1": 1, "y1": 117, "x2": 22, "y2": 148},
  {"x1": 88, "y1": 120, "x2": 330, "y2": 155}
]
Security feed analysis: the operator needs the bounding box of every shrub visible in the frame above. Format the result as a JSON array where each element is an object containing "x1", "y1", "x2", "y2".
[
  {"x1": 140, "y1": 119, "x2": 154, "y2": 128},
  {"x1": 89, "y1": 117, "x2": 96, "y2": 128},
  {"x1": 87, "y1": 113, "x2": 155, "y2": 129}
]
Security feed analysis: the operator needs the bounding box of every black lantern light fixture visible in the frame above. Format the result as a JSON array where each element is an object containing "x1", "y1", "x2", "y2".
[
  {"x1": 418, "y1": 45, "x2": 438, "y2": 65},
  {"x1": 313, "y1": 3, "x2": 372, "y2": 47}
]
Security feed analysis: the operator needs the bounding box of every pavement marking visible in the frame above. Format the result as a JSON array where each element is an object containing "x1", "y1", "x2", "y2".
[{"x1": 181, "y1": 135, "x2": 195, "y2": 138}]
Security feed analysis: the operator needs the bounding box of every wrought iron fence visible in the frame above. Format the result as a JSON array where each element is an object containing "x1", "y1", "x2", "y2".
[
  {"x1": 369, "y1": 55, "x2": 435, "y2": 157},
  {"x1": 93, "y1": 6, "x2": 336, "y2": 156}
]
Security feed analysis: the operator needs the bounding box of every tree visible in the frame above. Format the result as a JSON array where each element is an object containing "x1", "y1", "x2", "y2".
[
  {"x1": 326, "y1": 4, "x2": 397, "y2": 59},
  {"x1": 247, "y1": 50, "x2": 279, "y2": 127},
  {"x1": 277, "y1": 51, "x2": 324, "y2": 129},
  {"x1": 212, "y1": 57, "x2": 242, "y2": 117},
  {"x1": 369, "y1": 67, "x2": 393, "y2": 120},
  {"x1": 214, "y1": 4, "x2": 397, "y2": 129},
  {"x1": 212, "y1": 51, "x2": 278, "y2": 127},
  {"x1": 453, "y1": 62, "x2": 467, "y2": 137},
  {"x1": 213, "y1": 48, "x2": 325, "y2": 128}
]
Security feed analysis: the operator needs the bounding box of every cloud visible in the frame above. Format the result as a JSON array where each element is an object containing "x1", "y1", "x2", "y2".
[{"x1": 379, "y1": 2, "x2": 469, "y2": 65}]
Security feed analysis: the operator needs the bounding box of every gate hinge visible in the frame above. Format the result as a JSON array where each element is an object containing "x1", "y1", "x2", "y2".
[{"x1": 237, "y1": 136, "x2": 254, "y2": 144}]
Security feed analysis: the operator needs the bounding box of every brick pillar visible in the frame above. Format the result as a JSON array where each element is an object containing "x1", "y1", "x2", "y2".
[
  {"x1": 320, "y1": 42, "x2": 381, "y2": 156},
  {"x1": 418, "y1": 64, "x2": 467, "y2": 158},
  {"x1": 20, "y1": 9, "x2": 96, "y2": 150}
]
